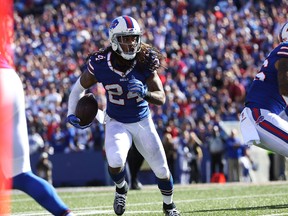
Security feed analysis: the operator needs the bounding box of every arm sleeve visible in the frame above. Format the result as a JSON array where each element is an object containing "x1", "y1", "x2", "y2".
[{"x1": 67, "y1": 78, "x2": 86, "y2": 116}]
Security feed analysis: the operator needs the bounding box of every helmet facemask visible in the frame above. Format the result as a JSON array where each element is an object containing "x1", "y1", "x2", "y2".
[{"x1": 114, "y1": 35, "x2": 141, "y2": 60}]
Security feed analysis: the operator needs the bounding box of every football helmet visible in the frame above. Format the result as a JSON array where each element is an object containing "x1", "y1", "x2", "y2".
[
  {"x1": 278, "y1": 22, "x2": 288, "y2": 42},
  {"x1": 109, "y1": 15, "x2": 142, "y2": 60}
]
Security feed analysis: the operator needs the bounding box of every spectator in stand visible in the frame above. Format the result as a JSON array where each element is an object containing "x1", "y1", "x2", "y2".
[
  {"x1": 50, "y1": 126, "x2": 72, "y2": 154},
  {"x1": 226, "y1": 72, "x2": 246, "y2": 103},
  {"x1": 27, "y1": 113, "x2": 47, "y2": 142},
  {"x1": 178, "y1": 130, "x2": 192, "y2": 184},
  {"x1": 225, "y1": 129, "x2": 243, "y2": 182},
  {"x1": 90, "y1": 120, "x2": 105, "y2": 151},
  {"x1": 207, "y1": 125, "x2": 225, "y2": 178},
  {"x1": 44, "y1": 84, "x2": 63, "y2": 111},
  {"x1": 187, "y1": 132, "x2": 203, "y2": 183},
  {"x1": 239, "y1": 144, "x2": 256, "y2": 182},
  {"x1": 28, "y1": 127, "x2": 45, "y2": 154},
  {"x1": 36, "y1": 152, "x2": 53, "y2": 184},
  {"x1": 152, "y1": 105, "x2": 169, "y2": 126},
  {"x1": 166, "y1": 118, "x2": 180, "y2": 139},
  {"x1": 75, "y1": 127, "x2": 93, "y2": 151},
  {"x1": 163, "y1": 131, "x2": 178, "y2": 180}
]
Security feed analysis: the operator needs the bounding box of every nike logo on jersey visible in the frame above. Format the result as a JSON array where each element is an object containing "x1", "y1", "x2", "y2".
[
  {"x1": 255, "y1": 116, "x2": 264, "y2": 125},
  {"x1": 240, "y1": 112, "x2": 246, "y2": 122}
]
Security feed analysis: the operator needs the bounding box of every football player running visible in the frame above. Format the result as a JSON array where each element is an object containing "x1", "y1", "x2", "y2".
[
  {"x1": 0, "y1": 52, "x2": 75, "y2": 216},
  {"x1": 67, "y1": 15, "x2": 180, "y2": 216},
  {"x1": 240, "y1": 22, "x2": 288, "y2": 157},
  {"x1": 0, "y1": 2, "x2": 75, "y2": 214}
]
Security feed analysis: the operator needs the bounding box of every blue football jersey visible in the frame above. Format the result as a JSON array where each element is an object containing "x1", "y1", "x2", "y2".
[
  {"x1": 87, "y1": 51, "x2": 151, "y2": 123},
  {"x1": 245, "y1": 42, "x2": 288, "y2": 114}
]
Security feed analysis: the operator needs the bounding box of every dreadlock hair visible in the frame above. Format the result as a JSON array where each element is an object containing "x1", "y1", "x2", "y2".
[
  {"x1": 136, "y1": 42, "x2": 165, "y2": 72},
  {"x1": 85, "y1": 42, "x2": 165, "y2": 73}
]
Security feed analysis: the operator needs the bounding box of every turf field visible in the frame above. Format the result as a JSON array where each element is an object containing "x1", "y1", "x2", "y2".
[{"x1": 10, "y1": 181, "x2": 288, "y2": 215}]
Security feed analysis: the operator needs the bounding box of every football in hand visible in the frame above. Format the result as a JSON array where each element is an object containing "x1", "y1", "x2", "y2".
[{"x1": 75, "y1": 93, "x2": 98, "y2": 126}]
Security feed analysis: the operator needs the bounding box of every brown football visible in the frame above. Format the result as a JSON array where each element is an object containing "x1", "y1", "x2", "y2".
[{"x1": 75, "y1": 93, "x2": 98, "y2": 126}]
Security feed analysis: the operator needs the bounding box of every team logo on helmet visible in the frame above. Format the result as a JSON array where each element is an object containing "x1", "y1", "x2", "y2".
[{"x1": 110, "y1": 19, "x2": 119, "y2": 30}]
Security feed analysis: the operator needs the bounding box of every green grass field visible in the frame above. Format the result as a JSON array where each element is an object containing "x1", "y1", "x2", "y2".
[{"x1": 10, "y1": 182, "x2": 288, "y2": 216}]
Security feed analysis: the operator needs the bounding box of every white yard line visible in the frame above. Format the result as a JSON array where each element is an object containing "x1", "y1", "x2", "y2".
[
  {"x1": 10, "y1": 183, "x2": 288, "y2": 215},
  {"x1": 11, "y1": 192, "x2": 288, "y2": 215},
  {"x1": 261, "y1": 214, "x2": 288, "y2": 216},
  {"x1": 11, "y1": 210, "x2": 163, "y2": 215}
]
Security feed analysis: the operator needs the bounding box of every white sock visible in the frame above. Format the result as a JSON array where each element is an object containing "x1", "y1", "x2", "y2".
[
  {"x1": 116, "y1": 180, "x2": 126, "y2": 189},
  {"x1": 163, "y1": 195, "x2": 173, "y2": 205}
]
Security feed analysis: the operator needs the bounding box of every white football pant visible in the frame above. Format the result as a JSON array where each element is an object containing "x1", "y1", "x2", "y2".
[
  {"x1": 240, "y1": 107, "x2": 288, "y2": 157},
  {"x1": 104, "y1": 115, "x2": 170, "y2": 179},
  {"x1": 0, "y1": 68, "x2": 31, "y2": 178}
]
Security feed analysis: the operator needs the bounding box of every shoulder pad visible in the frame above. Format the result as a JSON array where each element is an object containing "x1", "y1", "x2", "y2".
[
  {"x1": 88, "y1": 50, "x2": 107, "y2": 64},
  {"x1": 277, "y1": 44, "x2": 288, "y2": 57}
]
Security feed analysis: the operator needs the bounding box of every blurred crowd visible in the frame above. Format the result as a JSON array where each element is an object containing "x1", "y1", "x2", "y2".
[{"x1": 13, "y1": 0, "x2": 287, "y2": 183}]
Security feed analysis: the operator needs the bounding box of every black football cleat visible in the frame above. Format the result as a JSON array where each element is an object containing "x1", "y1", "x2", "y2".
[
  {"x1": 163, "y1": 202, "x2": 180, "y2": 216},
  {"x1": 113, "y1": 182, "x2": 128, "y2": 215}
]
